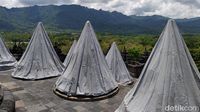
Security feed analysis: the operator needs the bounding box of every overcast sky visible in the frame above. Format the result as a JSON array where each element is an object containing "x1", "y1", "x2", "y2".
[{"x1": 1, "y1": 0, "x2": 200, "y2": 18}]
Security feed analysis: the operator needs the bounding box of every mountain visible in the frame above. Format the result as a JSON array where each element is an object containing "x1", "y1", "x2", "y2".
[{"x1": 0, "y1": 5, "x2": 200, "y2": 34}]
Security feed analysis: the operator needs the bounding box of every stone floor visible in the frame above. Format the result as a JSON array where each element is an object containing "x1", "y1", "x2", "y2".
[{"x1": 0, "y1": 70, "x2": 136, "y2": 112}]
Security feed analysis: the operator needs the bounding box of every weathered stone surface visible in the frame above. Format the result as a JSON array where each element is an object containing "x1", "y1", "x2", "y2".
[
  {"x1": 0, "y1": 71, "x2": 136, "y2": 112},
  {"x1": 0, "y1": 90, "x2": 15, "y2": 112},
  {"x1": 15, "y1": 100, "x2": 25, "y2": 108},
  {"x1": 15, "y1": 107, "x2": 27, "y2": 112}
]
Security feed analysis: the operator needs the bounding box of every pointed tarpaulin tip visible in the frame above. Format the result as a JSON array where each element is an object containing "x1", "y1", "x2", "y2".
[
  {"x1": 165, "y1": 19, "x2": 177, "y2": 29},
  {"x1": 37, "y1": 22, "x2": 43, "y2": 27},
  {"x1": 167, "y1": 19, "x2": 175, "y2": 24},
  {"x1": 38, "y1": 21, "x2": 43, "y2": 24},
  {"x1": 111, "y1": 42, "x2": 118, "y2": 48},
  {"x1": 112, "y1": 42, "x2": 117, "y2": 46},
  {"x1": 85, "y1": 20, "x2": 92, "y2": 27},
  {"x1": 86, "y1": 20, "x2": 90, "y2": 24}
]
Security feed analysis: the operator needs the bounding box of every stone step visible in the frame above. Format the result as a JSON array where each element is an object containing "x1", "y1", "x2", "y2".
[{"x1": 1, "y1": 82, "x2": 27, "y2": 112}]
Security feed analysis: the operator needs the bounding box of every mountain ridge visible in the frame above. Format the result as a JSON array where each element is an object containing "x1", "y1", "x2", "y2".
[{"x1": 0, "y1": 5, "x2": 199, "y2": 34}]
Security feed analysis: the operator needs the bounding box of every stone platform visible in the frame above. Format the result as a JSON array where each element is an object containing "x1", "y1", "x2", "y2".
[{"x1": 0, "y1": 70, "x2": 136, "y2": 112}]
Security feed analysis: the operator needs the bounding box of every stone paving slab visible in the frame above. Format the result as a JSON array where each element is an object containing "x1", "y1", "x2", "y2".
[
  {"x1": 15, "y1": 100, "x2": 25, "y2": 108},
  {"x1": 0, "y1": 70, "x2": 136, "y2": 112}
]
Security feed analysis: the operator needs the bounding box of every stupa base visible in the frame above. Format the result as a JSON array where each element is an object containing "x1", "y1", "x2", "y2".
[
  {"x1": 0, "y1": 66, "x2": 15, "y2": 71},
  {"x1": 11, "y1": 75, "x2": 59, "y2": 81},
  {"x1": 0, "y1": 62, "x2": 16, "y2": 71},
  {"x1": 53, "y1": 87, "x2": 119, "y2": 101}
]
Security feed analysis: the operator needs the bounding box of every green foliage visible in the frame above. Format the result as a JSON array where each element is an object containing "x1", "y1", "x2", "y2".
[
  {"x1": 2, "y1": 32, "x2": 31, "y2": 42},
  {"x1": 128, "y1": 48, "x2": 142, "y2": 60},
  {"x1": 1, "y1": 32, "x2": 200, "y2": 70}
]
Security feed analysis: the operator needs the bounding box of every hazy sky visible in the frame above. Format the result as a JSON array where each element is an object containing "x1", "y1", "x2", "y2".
[{"x1": 1, "y1": 0, "x2": 200, "y2": 18}]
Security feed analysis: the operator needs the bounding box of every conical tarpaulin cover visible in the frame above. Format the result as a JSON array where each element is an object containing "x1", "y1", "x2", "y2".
[
  {"x1": 63, "y1": 40, "x2": 77, "y2": 66},
  {"x1": 55, "y1": 21, "x2": 118, "y2": 97},
  {"x1": 0, "y1": 36, "x2": 16, "y2": 67},
  {"x1": 12, "y1": 22, "x2": 64, "y2": 80},
  {"x1": 116, "y1": 19, "x2": 200, "y2": 112},
  {"x1": 106, "y1": 42, "x2": 133, "y2": 85}
]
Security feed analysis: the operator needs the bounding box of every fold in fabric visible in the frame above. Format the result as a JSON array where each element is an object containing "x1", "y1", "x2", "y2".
[
  {"x1": 63, "y1": 40, "x2": 77, "y2": 67},
  {"x1": 12, "y1": 22, "x2": 64, "y2": 80},
  {"x1": 55, "y1": 21, "x2": 118, "y2": 96},
  {"x1": 115, "y1": 19, "x2": 200, "y2": 112}
]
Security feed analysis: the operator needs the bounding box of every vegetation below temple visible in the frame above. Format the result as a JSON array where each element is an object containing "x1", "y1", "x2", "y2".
[{"x1": 2, "y1": 32, "x2": 200, "y2": 70}]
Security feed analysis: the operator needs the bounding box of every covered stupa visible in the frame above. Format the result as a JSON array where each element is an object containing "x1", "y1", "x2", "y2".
[
  {"x1": 12, "y1": 22, "x2": 64, "y2": 80},
  {"x1": 115, "y1": 19, "x2": 200, "y2": 112},
  {"x1": 54, "y1": 21, "x2": 118, "y2": 100},
  {"x1": 0, "y1": 36, "x2": 16, "y2": 70},
  {"x1": 106, "y1": 42, "x2": 133, "y2": 85}
]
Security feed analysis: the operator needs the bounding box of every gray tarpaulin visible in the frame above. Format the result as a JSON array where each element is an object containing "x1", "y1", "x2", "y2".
[
  {"x1": 12, "y1": 22, "x2": 64, "y2": 80},
  {"x1": 55, "y1": 21, "x2": 118, "y2": 96},
  {"x1": 106, "y1": 42, "x2": 133, "y2": 85},
  {"x1": 115, "y1": 19, "x2": 200, "y2": 112},
  {"x1": 0, "y1": 36, "x2": 16, "y2": 68},
  {"x1": 63, "y1": 40, "x2": 77, "y2": 67}
]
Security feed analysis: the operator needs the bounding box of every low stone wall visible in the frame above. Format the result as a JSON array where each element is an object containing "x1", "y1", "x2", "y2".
[
  {"x1": 127, "y1": 61, "x2": 144, "y2": 78},
  {"x1": 0, "y1": 87, "x2": 15, "y2": 112}
]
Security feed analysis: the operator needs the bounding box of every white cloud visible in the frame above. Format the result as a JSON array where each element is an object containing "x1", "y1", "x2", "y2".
[
  {"x1": 1, "y1": 0, "x2": 25, "y2": 8},
  {"x1": 0, "y1": 0, "x2": 200, "y2": 18}
]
